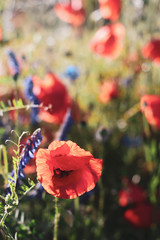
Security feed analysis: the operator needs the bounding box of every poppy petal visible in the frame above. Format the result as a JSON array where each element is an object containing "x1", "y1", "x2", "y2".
[
  {"x1": 142, "y1": 39, "x2": 160, "y2": 64},
  {"x1": 90, "y1": 23, "x2": 125, "y2": 59},
  {"x1": 36, "y1": 149, "x2": 54, "y2": 194},
  {"x1": 98, "y1": 0, "x2": 121, "y2": 21},
  {"x1": 54, "y1": 3, "x2": 85, "y2": 26},
  {"x1": 49, "y1": 140, "x2": 93, "y2": 171},
  {"x1": 140, "y1": 95, "x2": 160, "y2": 130}
]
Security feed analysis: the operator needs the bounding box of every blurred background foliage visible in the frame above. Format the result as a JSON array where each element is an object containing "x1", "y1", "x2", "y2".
[{"x1": 1, "y1": 0, "x2": 160, "y2": 239}]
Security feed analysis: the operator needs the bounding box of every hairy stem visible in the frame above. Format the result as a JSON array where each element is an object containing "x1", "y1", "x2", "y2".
[{"x1": 53, "y1": 197, "x2": 60, "y2": 240}]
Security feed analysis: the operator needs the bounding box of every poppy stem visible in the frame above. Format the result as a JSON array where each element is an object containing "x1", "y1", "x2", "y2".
[
  {"x1": 74, "y1": 197, "x2": 79, "y2": 213},
  {"x1": 123, "y1": 102, "x2": 140, "y2": 121},
  {"x1": 53, "y1": 197, "x2": 60, "y2": 240}
]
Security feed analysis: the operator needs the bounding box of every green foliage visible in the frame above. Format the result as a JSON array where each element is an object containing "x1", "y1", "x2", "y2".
[
  {"x1": 0, "y1": 145, "x2": 8, "y2": 185},
  {"x1": 0, "y1": 99, "x2": 42, "y2": 117},
  {"x1": 0, "y1": 0, "x2": 160, "y2": 239},
  {"x1": 0, "y1": 130, "x2": 37, "y2": 239}
]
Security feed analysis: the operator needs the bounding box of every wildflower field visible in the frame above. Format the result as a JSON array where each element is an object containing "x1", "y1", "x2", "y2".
[{"x1": 1, "y1": 0, "x2": 160, "y2": 239}]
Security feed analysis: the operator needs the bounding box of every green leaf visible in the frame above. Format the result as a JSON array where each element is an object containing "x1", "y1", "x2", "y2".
[
  {"x1": 8, "y1": 176, "x2": 15, "y2": 182},
  {"x1": 13, "y1": 150, "x2": 19, "y2": 156},
  {"x1": 12, "y1": 156, "x2": 18, "y2": 164},
  {"x1": 2, "y1": 145, "x2": 8, "y2": 185},
  {"x1": 12, "y1": 99, "x2": 17, "y2": 107},
  {"x1": 28, "y1": 178, "x2": 35, "y2": 187},
  {"x1": 17, "y1": 99, "x2": 24, "y2": 107},
  {"x1": 150, "y1": 176, "x2": 159, "y2": 203},
  {"x1": 20, "y1": 184, "x2": 29, "y2": 192},
  {"x1": 0, "y1": 145, "x2": 9, "y2": 185},
  {"x1": 0, "y1": 101, "x2": 6, "y2": 109}
]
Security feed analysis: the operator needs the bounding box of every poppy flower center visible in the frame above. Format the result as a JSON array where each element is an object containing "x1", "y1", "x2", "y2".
[
  {"x1": 54, "y1": 168, "x2": 73, "y2": 178},
  {"x1": 143, "y1": 101, "x2": 148, "y2": 107}
]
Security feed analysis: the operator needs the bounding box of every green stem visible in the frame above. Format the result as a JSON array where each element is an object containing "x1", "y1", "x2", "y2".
[
  {"x1": 53, "y1": 197, "x2": 59, "y2": 240},
  {"x1": 74, "y1": 198, "x2": 79, "y2": 214},
  {"x1": 0, "y1": 206, "x2": 9, "y2": 227},
  {"x1": 0, "y1": 103, "x2": 50, "y2": 115},
  {"x1": 1, "y1": 224, "x2": 15, "y2": 240}
]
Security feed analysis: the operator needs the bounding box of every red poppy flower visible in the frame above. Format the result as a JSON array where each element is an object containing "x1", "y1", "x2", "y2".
[
  {"x1": 140, "y1": 95, "x2": 160, "y2": 130},
  {"x1": 124, "y1": 203, "x2": 160, "y2": 228},
  {"x1": 54, "y1": 1, "x2": 85, "y2": 27},
  {"x1": 36, "y1": 140, "x2": 103, "y2": 199},
  {"x1": 142, "y1": 39, "x2": 160, "y2": 64},
  {"x1": 118, "y1": 183, "x2": 147, "y2": 207},
  {"x1": 98, "y1": 0, "x2": 121, "y2": 21},
  {"x1": 33, "y1": 73, "x2": 71, "y2": 124},
  {"x1": 90, "y1": 23, "x2": 125, "y2": 59},
  {"x1": 99, "y1": 80, "x2": 119, "y2": 104}
]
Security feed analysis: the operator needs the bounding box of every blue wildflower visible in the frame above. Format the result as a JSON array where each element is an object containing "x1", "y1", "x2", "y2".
[
  {"x1": 58, "y1": 109, "x2": 74, "y2": 141},
  {"x1": 24, "y1": 76, "x2": 40, "y2": 124},
  {"x1": 9, "y1": 128, "x2": 42, "y2": 181},
  {"x1": 121, "y1": 135, "x2": 142, "y2": 148},
  {"x1": 7, "y1": 50, "x2": 20, "y2": 81},
  {"x1": 63, "y1": 65, "x2": 80, "y2": 82},
  {"x1": 120, "y1": 76, "x2": 133, "y2": 87},
  {"x1": 18, "y1": 128, "x2": 43, "y2": 179}
]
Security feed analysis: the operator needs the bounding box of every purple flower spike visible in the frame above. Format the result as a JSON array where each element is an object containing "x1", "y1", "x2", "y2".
[
  {"x1": 24, "y1": 76, "x2": 40, "y2": 124},
  {"x1": 18, "y1": 128, "x2": 43, "y2": 179},
  {"x1": 58, "y1": 109, "x2": 74, "y2": 141},
  {"x1": 9, "y1": 129, "x2": 43, "y2": 183},
  {"x1": 7, "y1": 50, "x2": 20, "y2": 81}
]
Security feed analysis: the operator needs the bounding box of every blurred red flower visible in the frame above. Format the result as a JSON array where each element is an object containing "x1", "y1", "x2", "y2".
[
  {"x1": 124, "y1": 203, "x2": 160, "y2": 228},
  {"x1": 90, "y1": 23, "x2": 125, "y2": 59},
  {"x1": 36, "y1": 140, "x2": 103, "y2": 199},
  {"x1": 98, "y1": 0, "x2": 121, "y2": 21},
  {"x1": 142, "y1": 39, "x2": 160, "y2": 64},
  {"x1": 54, "y1": 1, "x2": 85, "y2": 27},
  {"x1": 118, "y1": 182, "x2": 147, "y2": 207},
  {"x1": 33, "y1": 73, "x2": 71, "y2": 124},
  {"x1": 23, "y1": 159, "x2": 36, "y2": 175},
  {"x1": 140, "y1": 95, "x2": 160, "y2": 130},
  {"x1": 99, "y1": 80, "x2": 119, "y2": 104}
]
